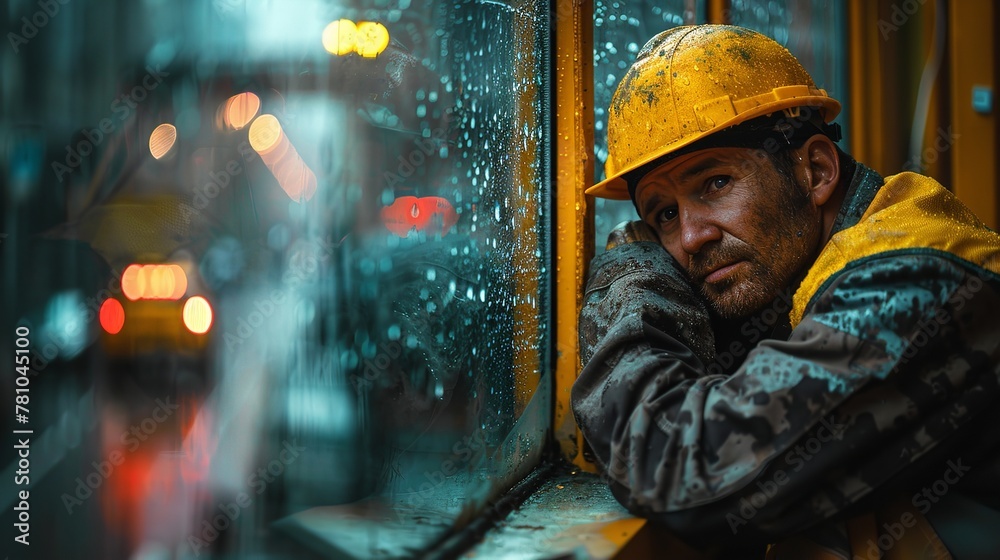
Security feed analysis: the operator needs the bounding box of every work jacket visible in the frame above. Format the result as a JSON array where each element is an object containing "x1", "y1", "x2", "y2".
[{"x1": 572, "y1": 163, "x2": 1000, "y2": 558}]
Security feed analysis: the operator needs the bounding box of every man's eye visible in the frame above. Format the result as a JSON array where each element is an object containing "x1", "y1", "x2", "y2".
[
  {"x1": 657, "y1": 207, "x2": 678, "y2": 223},
  {"x1": 707, "y1": 176, "x2": 731, "y2": 191}
]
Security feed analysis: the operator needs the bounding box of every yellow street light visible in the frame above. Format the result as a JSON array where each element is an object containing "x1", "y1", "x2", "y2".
[
  {"x1": 322, "y1": 19, "x2": 358, "y2": 56},
  {"x1": 356, "y1": 21, "x2": 389, "y2": 58}
]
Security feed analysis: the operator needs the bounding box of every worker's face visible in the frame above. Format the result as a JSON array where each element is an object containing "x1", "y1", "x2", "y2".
[{"x1": 634, "y1": 147, "x2": 821, "y2": 319}]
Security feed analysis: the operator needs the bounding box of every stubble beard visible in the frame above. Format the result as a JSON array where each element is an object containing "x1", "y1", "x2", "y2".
[
  {"x1": 698, "y1": 247, "x2": 785, "y2": 320},
  {"x1": 696, "y1": 172, "x2": 818, "y2": 320}
]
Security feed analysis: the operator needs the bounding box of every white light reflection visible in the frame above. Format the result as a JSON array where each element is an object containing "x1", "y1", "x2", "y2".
[
  {"x1": 42, "y1": 291, "x2": 88, "y2": 359},
  {"x1": 285, "y1": 387, "x2": 355, "y2": 436}
]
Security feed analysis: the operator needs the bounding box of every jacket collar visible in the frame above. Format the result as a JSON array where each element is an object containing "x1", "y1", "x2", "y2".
[{"x1": 830, "y1": 161, "x2": 885, "y2": 236}]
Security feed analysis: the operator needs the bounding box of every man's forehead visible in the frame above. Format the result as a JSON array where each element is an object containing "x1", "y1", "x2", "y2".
[
  {"x1": 635, "y1": 148, "x2": 758, "y2": 196},
  {"x1": 652, "y1": 148, "x2": 761, "y2": 178}
]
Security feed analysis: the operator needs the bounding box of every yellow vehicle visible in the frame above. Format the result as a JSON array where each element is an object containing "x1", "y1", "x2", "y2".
[{"x1": 98, "y1": 261, "x2": 214, "y2": 355}]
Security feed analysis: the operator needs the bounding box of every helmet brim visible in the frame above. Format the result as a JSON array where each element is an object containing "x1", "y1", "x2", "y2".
[{"x1": 586, "y1": 95, "x2": 842, "y2": 200}]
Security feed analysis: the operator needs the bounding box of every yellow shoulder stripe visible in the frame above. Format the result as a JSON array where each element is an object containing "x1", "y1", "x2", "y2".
[{"x1": 790, "y1": 172, "x2": 1000, "y2": 327}]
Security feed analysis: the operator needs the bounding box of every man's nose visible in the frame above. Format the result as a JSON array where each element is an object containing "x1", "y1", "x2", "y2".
[{"x1": 678, "y1": 206, "x2": 722, "y2": 256}]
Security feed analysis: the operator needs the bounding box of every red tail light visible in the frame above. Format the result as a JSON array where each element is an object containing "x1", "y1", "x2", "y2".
[{"x1": 100, "y1": 298, "x2": 126, "y2": 334}]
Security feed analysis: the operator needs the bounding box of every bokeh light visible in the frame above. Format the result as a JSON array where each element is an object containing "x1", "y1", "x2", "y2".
[
  {"x1": 356, "y1": 22, "x2": 389, "y2": 57},
  {"x1": 99, "y1": 298, "x2": 125, "y2": 334},
  {"x1": 322, "y1": 19, "x2": 358, "y2": 56},
  {"x1": 121, "y1": 264, "x2": 142, "y2": 301},
  {"x1": 148, "y1": 123, "x2": 177, "y2": 160},
  {"x1": 121, "y1": 264, "x2": 188, "y2": 300},
  {"x1": 225, "y1": 92, "x2": 261, "y2": 130},
  {"x1": 249, "y1": 114, "x2": 317, "y2": 202},
  {"x1": 381, "y1": 196, "x2": 458, "y2": 237},
  {"x1": 183, "y1": 296, "x2": 213, "y2": 334},
  {"x1": 248, "y1": 114, "x2": 283, "y2": 154}
]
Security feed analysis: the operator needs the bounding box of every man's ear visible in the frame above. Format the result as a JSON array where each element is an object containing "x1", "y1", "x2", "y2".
[{"x1": 796, "y1": 135, "x2": 840, "y2": 207}]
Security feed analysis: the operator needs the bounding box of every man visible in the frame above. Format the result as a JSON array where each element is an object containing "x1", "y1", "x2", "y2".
[{"x1": 572, "y1": 24, "x2": 1000, "y2": 559}]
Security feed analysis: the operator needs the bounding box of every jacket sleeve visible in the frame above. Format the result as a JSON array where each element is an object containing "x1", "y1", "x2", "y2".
[{"x1": 571, "y1": 243, "x2": 1000, "y2": 547}]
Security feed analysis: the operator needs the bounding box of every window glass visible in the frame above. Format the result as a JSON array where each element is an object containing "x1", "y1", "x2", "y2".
[
  {"x1": 592, "y1": 0, "x2": 705, "y2": 251},
  {"x1": 728, "y1": 0, "x2": 849, "y2": 148},
  {"x1": 591, "y1": 1, "x2": 847, "y2": 251},
  {"x1": 1, "y1": 0, "x2": 550, "y2": 557}
]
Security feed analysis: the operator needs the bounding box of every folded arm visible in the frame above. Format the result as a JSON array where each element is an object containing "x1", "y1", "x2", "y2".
[{"x1": 572, "y1": 242, "x2": 1000, "y2": 546}]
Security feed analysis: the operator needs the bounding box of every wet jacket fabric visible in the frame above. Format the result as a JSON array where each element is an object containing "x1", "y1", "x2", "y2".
[{"x1": 571, "y1": 163, "x2": 1000, "y2": 557}]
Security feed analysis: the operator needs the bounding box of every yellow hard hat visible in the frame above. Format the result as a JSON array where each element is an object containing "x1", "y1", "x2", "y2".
[{"x1": 587, "y1": 24, "x2": 842, "y2": 200}]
